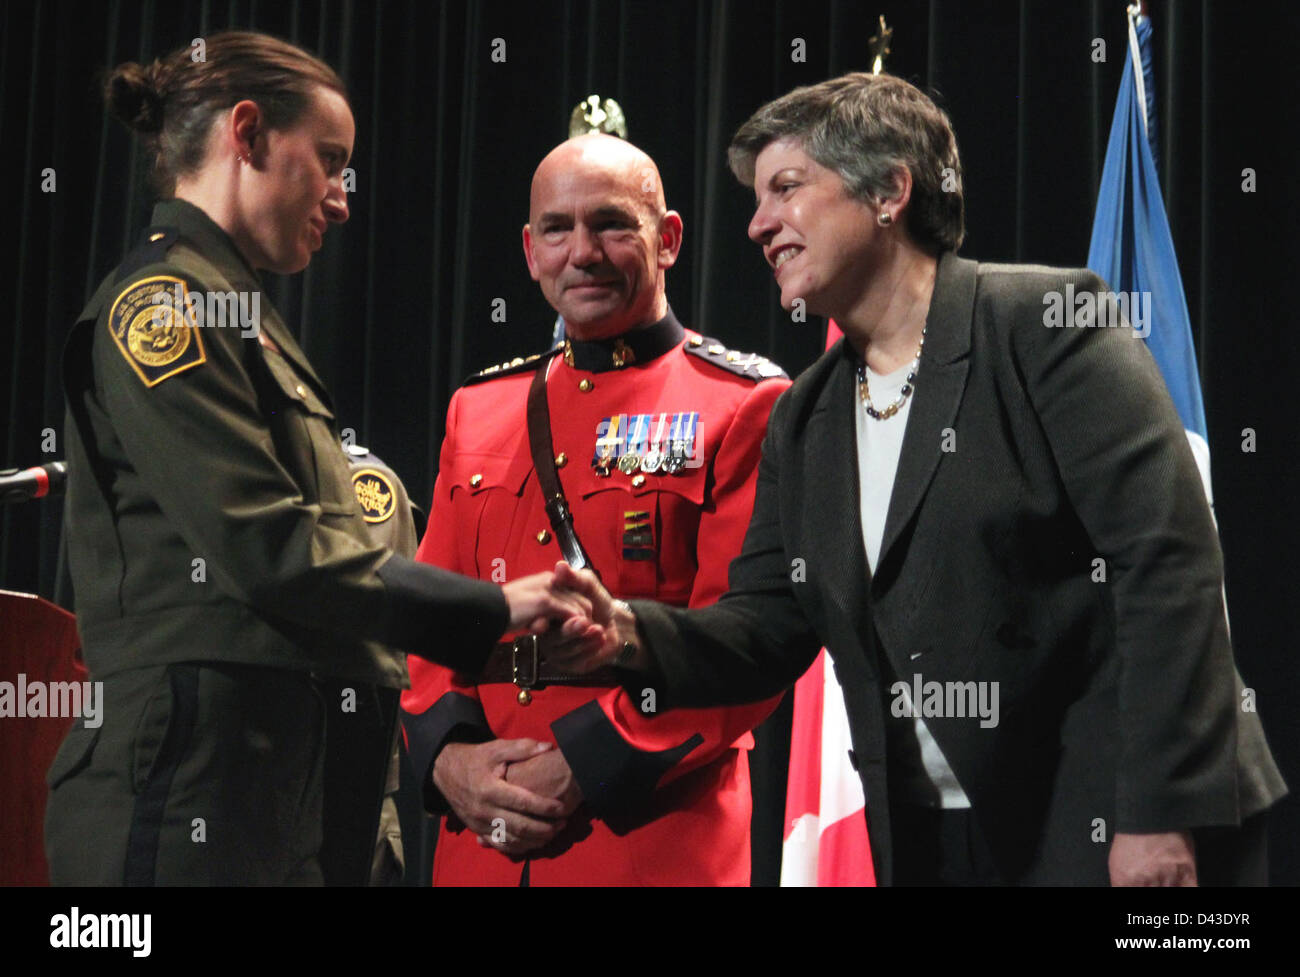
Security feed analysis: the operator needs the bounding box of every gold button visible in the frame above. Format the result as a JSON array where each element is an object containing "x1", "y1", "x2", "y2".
[
  {"x1": 294, "y1": 384, "x2": 306, "y2": 398},
  {"x1": 469, "y1": 473, "x2": 483, "y2": 488},
  {"x1": 517, "y1": 689, "x2": 532, "y2": 706},
  {"x1": 631, "y1": 474, "x2": 646, "y2": 488},
  {"x1": 726, "y1": 351, "x2": 740, "y2": 362},
  {"x1": 708, "y1": 344, "x2": 725, "y2": 355},
  {"x1": 688, "y1": 335, "x2": 703, "y2": 347},
  {"x1": 149, "y1": 232, "x2": 166, "y2": 242},
  {"x1": 554, "y1": 452, "x2": 567, "y2": 468},
  {"x1": 510, "y1": 357, "x2": 525, "y2": 367},
  {"x1": 579, "y1": 379, "x2": 593, "y2": 392},
  {"x1": 536, "y1": 529, "x2": 551, "y2": 544}
]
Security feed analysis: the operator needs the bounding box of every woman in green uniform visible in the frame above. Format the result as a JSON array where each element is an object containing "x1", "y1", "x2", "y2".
[{"x1": 47, "y1": 30, "x2": 594, "y2": 884}]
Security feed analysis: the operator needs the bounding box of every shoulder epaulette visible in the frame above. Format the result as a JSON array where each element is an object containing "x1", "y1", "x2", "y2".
[
  {"x1": 683, "y1": 333, "x2": 788, "y2": 381},
  {"x1": 115, "y1": 227, "x2": 181, "y2": 283},
  {"x1": 462, "y1": 347, "x2": 560, "y2": 386}
]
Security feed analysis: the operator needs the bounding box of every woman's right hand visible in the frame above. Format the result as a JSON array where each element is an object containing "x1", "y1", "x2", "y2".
[
  {"x1": 544, "y1": 562, "x2": 647, "y2": 673},
  {"x1": 501, "y1": 569, "x2": 600, "y2": 638}
]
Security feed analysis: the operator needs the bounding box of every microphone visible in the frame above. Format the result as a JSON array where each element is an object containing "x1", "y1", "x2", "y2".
[{"x1": 0, "y1": 461, "x2": 68, "y2": 504}]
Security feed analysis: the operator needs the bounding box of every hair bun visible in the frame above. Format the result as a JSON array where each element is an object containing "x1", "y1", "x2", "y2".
[{"x1": 105, "y1": 61, "x2": 165, "y2": 134}]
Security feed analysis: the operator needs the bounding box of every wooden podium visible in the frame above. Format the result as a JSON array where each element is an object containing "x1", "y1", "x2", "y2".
[{"x1": 0, "y1": 590, "x2": 84, "y2": 884}]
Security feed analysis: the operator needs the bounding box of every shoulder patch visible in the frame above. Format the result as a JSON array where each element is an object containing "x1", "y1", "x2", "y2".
[
  {"x1": 462, "y1": 348, "x2": 559, "y2": 386},
  {"x1": 351, "y1": 467, "x2": 397, "y2": 524},
  {"x1": 107, "y1": 275, "x2": 207, "y2": 387},
  {"x1": 685, "y1": 336, "x2": 788, "y2": 381}
]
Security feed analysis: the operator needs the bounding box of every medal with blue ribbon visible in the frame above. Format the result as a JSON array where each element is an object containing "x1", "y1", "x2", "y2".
[{"x1": 593, "y1": 414, "x2": 625, "y2": 476}]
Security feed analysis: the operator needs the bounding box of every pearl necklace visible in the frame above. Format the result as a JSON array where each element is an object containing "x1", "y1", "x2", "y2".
[{"x1": 857, "y1": 326, "x2": 925, "y2": 420}]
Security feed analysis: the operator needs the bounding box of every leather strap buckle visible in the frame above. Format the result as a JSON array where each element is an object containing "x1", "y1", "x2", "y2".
[{"x1": 512, "y1": 634, "x2": 540, "y2": 690}]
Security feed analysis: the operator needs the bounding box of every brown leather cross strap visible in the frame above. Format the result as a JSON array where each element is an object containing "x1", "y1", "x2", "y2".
[{"x1": 527, "y1": 361, "x2": 593, "y2": 572}]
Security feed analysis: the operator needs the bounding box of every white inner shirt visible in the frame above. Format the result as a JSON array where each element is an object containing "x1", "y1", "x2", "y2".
[{"x1": 854, "y1": 359, "x2": 971, "y2": 809}]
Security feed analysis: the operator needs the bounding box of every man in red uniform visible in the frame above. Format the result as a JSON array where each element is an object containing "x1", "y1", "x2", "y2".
[{"x1": 400, "y1": 133, "x2": 790, "y2": 884}]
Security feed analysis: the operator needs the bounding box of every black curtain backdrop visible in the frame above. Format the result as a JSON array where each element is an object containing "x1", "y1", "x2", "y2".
[{"x1": 3, "y1": 0, "x2": 1297, "y2": 886}]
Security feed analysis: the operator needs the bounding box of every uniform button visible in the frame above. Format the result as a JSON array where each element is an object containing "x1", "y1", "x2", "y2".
[
  {"x1": 294, "y1": 383, "x2": 306, "y2": 398},
  {"x1": 149, "y1": 232, "x2": 166, "y2": 242},
  {"x1": 536, "y1": 529, "x2": 551, "y2": 544},
  {"x1": 688, "y1": 335, "x2": 703, "y2": 347},
  {"x1": 631, "y1": 474, "x2": 646, "y2": 488},
  {"x1": 554, "y1": 452, "x2": 567, "y2": 468},
  {"x1": 579, "y1": 379, "x2": 593, "y2": 392},
  {"x1": 469, "y1": 473, "x2": 483, "y2": 488}
]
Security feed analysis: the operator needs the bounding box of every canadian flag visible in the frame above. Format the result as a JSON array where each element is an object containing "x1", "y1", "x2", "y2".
[
  {"x1": 779, "y1": 320, "x2": 875, "y2": 887},
  {"x1": 780, "y1": 650, "x2": 875, "y2": 885}
]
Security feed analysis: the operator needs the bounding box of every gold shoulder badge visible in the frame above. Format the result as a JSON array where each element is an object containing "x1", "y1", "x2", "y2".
[
  {"x1": 107, "y1": 276, "x2": 206, "y2": 386},
  {"x1": 352, "y1": 468, "x2": 396, "y2": 523}
]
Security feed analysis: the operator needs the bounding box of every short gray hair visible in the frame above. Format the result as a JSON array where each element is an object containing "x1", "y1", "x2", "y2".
[{"x1": 728, "y1": 72, "x2": 965, "y2": 253}]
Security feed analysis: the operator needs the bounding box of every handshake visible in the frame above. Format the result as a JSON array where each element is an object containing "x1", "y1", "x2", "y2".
[
  {"x1": 436, "y1": 564, "x2": 646, "y2": 856},
  {"x1": 498, "y1": 561, "x2": 644, "y2": 675}
]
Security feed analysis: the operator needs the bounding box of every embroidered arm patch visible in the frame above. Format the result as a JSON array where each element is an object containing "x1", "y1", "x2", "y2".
[
  {"x1": 352, "y1": 468, "x2": 396, "y2": 523},
  {"x1": 107, "y1": 275, "x2": 207, "y2": 386}
]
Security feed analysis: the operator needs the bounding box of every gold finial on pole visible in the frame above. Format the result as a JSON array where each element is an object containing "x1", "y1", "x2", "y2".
[
  {"x1": 569, "y1": 95, "x2": 628, "y2": 139},
  {"x1": 867, "y1": 15, "x2": 894, "y2": 75}
]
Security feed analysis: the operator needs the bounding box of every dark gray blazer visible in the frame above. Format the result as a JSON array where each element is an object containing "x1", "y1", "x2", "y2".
[{"x1": 632, "y1": 251, "x2": 1286, "y2": 884}]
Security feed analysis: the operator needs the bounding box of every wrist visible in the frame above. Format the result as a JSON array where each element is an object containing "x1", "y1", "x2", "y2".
[
  {"x1": 432, "y1": 741, "x2": 467, "y2": 785},
  {"x1": 610, "y1": 599, "x2": 647, "y2": 670}
]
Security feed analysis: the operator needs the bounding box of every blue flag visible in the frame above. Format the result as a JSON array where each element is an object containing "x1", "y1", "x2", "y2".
[{"x1": 1087, "y1": 7, "x2": 1212, "y2": 502}]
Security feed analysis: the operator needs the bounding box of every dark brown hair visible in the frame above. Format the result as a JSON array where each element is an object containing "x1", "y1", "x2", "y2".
[
  {"x1": 104, "y1": 30, "x2": 348, "y2": 195},
  {"x1": 728, "y1": 72, "x2": 965, "y2": 253}
]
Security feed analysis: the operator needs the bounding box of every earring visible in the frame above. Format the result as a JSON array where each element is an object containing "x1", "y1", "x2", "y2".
[
  {"x1": 877, "y1": 210, "x2": 893, "y2": 226},
  {"x1": 236, "y1": 151, "x2": 251, "y2": 165}
]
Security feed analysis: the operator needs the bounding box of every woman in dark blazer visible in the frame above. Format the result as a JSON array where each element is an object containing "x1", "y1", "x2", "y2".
[{"x1": 553, "y1": 72, "x2": 1286, "y2": 885}]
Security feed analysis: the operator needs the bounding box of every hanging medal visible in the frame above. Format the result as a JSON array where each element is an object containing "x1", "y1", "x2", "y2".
[
  {"x1": 664, "y1": 413, "x2": 686, "y2": 474},
  {"x1": 592, "y1": 414, "x2": 624, "y2": 477},
  {"x1": 674, "y1": 412, "x2": 699, "y2": 474},
  {"x1": 618, "y1": 413, "x2": 648, "y2": 475},
  {"x1": 640, "y1": 412, "x2": 669, "y2": 473}
]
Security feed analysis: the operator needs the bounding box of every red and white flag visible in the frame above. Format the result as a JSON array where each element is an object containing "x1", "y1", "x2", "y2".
[
  {"x1": 780, "y1": 650, "x2": 875, "y2": 885},
  {"x1": 779, "y1": 321, "x2": 875, "y2": 886}
]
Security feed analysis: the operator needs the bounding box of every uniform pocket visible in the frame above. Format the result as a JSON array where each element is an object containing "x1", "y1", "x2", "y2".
[
  {"x1": 258, "y1": 348, "x2": 356, "y2": 515},
  {"x1": 445, "y1": 451, "x2": 533, "y2": 498},
  {"x1": 131, "y1": 667, "x2": 179, "y2": 793},
  {"x1": 443, "y1": 451, "x2": 534, "y2": 576},
  {"x1": 46, "y1": 723, "x2": 101, "y2": 789},
  {"x1": 578, "y1": 472, "x2": 706, "y2": 601}
]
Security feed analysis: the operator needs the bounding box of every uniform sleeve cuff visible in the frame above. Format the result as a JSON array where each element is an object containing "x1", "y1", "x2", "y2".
[
  {"x1": 551, "y1": 700, "x2": 702, "y2": 818},
  {"x1": 400, "y1": 692, "x2": 493, "y2": 813},
  {"x1": 376, "y1": 554, "x2": 508, "y2": 672}
]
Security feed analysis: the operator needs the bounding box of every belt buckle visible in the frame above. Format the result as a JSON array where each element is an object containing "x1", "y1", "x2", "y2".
[{"x1": 512, "y1": 634, "x2": 539, "y2": 705}]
